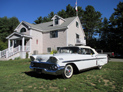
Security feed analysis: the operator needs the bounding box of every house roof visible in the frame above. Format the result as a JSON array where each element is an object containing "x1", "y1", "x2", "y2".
[
  {"x1": 51, "y1": 15, "x2": 66, "y2": 21},
  {"x1": 6, "y1": 32, "x2": 32, "y2": 39},
  {"x1": 23, "y1": 16, "x2": 77, "y2": 32}
]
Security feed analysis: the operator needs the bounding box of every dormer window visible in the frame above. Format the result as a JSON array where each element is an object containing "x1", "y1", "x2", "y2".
[
  {"x1": 20, "y1": 28, "x2": 26, "y2": 33},
  {"x1": 55, "y1": 19, "x2": 59, "y2": 25},
  {"x1": 52, "y1": 15, "x2": 66, "y2": 26}
]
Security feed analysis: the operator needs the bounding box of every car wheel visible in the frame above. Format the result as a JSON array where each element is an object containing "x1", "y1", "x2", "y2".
[{"x1": 62, "y1": 64, "x2": 73, "y2": 79}]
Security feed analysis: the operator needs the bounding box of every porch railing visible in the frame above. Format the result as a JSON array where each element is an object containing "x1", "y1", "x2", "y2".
[
  {"x1": 0, "y1": 48, "x2": 8, "y2": 58},
  {"x1": 0, "y1": 45, "x2": 30, "y2": 58}
]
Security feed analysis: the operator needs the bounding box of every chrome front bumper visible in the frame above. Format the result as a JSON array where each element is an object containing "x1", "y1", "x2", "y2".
[{"x1": 29, "y1": 62, "x2": 65, "y2": 75}]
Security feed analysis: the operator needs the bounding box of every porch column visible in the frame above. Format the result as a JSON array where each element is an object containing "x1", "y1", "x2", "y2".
[
  {"x1": 22, "y1": 37, "x2": 25, "y2": 51},
  {"x1": 20, "y1": 37, "x2": 26, "y2": 59},
  {"x1": 8, "y1": 39, "x2": 10, "y2": 52},
  {"x1": 12, "y1": 40, "x2": 14, "y2": 52},
  {"x1": 0, "y1": 51, "x2": 1, "y2": 58}
]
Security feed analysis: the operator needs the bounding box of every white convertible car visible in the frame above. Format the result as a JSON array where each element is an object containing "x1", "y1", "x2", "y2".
[{"x1": 30, "y1": 46, "x2": 108, "y2": 79}]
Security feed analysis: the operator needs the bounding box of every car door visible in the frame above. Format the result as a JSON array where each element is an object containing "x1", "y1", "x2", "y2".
[{"x1": 77, "y1": 48, "x2": 97, "y2": 70}]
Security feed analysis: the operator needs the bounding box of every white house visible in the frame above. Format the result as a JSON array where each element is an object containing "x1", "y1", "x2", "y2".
[{"x1": 0, "y1": 15, "x2": 86, "y2": 60}]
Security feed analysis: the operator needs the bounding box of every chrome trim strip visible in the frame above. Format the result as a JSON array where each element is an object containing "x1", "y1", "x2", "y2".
[{"x1": 62, "y1": 58, "x2": 106, "y2": 63}]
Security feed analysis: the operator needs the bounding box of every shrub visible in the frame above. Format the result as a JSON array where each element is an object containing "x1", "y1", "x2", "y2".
[{"x1": 50, "y1": 50, "x2": 57, "y2": 54}]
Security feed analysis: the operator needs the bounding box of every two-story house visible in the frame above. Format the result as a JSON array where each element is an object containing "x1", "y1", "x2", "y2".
[{"x1": 0, "y1": 15, "x2": 86, "y2": 60}]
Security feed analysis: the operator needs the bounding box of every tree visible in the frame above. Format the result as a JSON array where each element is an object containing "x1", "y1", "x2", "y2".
[
  {"x1": 108, "y1": 2, "x2": 123, "y2": 54},
  {"x1": 42, "y1": 17, "x2": 49, "y2": 22},
  {"x1": 57, "y1": 9, "x2": 67, "y2": 18},
  {"x1": 34, "y1": 16, "x2": 43, "y2": 24},
  {"x1": 48, "y1": 12, "x2": 55, "y2": 19},
  {"x1": 0, "y1": 39, "x2": 7, "y2": 50},
  {"x1": 0, "y1": 16, "x2": 19, "y2": 50},
  {"x1": 34, "y1": 4, "x2": 84, "y2": 24},
  {"x1": 82, "y1": 5, "x2": 102, "y2": 40},
  {"x1": 66, "y1": 4, "x2": 76, "y2": 17},
  {"x1": 81, "y1": 5, "x2": 102, "y2": 49},
  {"x1": 99, "y1": 17, "x2": 111, "y2": 50}
]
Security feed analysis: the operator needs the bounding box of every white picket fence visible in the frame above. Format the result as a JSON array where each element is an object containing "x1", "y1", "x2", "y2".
[{"x1": 0, "y1": 45, "x2": 30, "y2": 59}]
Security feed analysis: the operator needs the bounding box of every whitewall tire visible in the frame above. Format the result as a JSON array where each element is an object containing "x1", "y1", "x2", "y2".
[{"x1": 62, "y1": 64, "x2": 73, "y2": 79}]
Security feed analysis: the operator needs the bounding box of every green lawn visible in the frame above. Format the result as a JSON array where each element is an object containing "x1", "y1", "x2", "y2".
[{"x1": 0, "y1": 59, "x2": 123, "y2": 92}]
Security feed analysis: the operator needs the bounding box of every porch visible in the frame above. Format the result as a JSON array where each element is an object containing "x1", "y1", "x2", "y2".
[
  {"x1": 0, "y1": 46, "x2": 30, "y2": 59},
  {"x1": 0, "y1": 32, "x2": 32, "y2": 60}
]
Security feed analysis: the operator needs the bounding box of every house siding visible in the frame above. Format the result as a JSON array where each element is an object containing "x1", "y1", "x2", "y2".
[
  {"x1": 67, "y1": 17, "x2": 85, "y2": 46},
  {"x1": 43, "y1": 30, "x2": 67, "y2": 53},
  {"x1": 31, "y1": 30, "x2": 43, "y2": 54},
  {"x1": 16, "y1": 24, "x2": 30, "y2": 35},
  {"x1": 59, "y1": 19, "x2": 64, "y2": 25}
]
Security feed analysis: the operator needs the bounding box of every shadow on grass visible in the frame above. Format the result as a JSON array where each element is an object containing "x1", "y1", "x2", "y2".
[
  {"x1": 24, "y1": 71, "x2": 62, "y2": 80},
  {"x1": 24, "y1": 67, "x2": 99, "y2": 80},
  {"x1": 74, "y1": 67, "x2": 99, "y2": 75}
]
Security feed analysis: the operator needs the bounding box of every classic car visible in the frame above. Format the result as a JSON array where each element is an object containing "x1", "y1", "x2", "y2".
[{"x1": 30, "y1": 46, "x2": 108, "y2": 79}]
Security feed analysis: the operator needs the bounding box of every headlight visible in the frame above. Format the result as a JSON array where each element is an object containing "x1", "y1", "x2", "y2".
[
  {"x1": 31, "y1": 62, "x2": 34, "y2": 67},
  {"x1": 48, "y1": 57, "x2": 57, "y2": 63},
  {"x1": 50, "y1": 65, "x2": 58, "y2": 70},
  {"x1": 53, "y1": 65, "x2": 58, "y2": 70},
  {"x1": 30, "y1": 56, "x2": 35, "y2": 61}
]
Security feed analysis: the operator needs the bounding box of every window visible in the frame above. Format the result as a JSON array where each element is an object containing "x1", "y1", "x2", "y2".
[
  {"x1": 59, "y1": 47, "x2": 79, "y2": 53},
  {"x1": 76, "y1": 21, "x2": 79, "y2": 28},
  {"x1": 57, "y1": 47, "x2": 60, "y2": 51},
  {"x1": 47, "y1": 47, "x2": 51, "y2": 53},
  {"x1": 76, "y1": 34, "x2": 79, "y2": 39},
  {"x1": 20, "y1": 28, "x2": 26, "y2": 33},
  {"x1": 81, "y1": 48, "x2": 94, "y2": 55},
  {"x1": 55, "y1": 19, "x2": 58, "y2": 25},
  {"x1": 50, "y1": 31, "x2": 58, "y2": 38}
]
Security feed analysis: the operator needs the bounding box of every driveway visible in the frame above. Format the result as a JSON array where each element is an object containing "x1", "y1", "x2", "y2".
[{"x1": 109, "y1": 58, "x2": 123, "y2": 62}]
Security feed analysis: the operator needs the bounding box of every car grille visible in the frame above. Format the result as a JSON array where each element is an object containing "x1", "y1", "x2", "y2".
[{"x1": 31, "y1": 62, "x2": 54, "y2": 69}]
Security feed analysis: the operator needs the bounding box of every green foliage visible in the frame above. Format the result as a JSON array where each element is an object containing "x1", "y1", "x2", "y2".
[
  {"x1": 34, "y1": 4, "x2": 79, "y2": 24},
  {"x1": 57, "y1": 9, "x2": 67, "y2": 18},
  {"x1": 34, "y1": 16, "x2": 43, "y2": 24},
  {"x1": 0, "y1": 39, "x2": 7, "y2": 50},
  {"x1": 0, "y1": 16, "x2": 19, "y2": 42},
  {"x1": 82, "y1": 5, "x2": 102, "y2": 40},
  {"x1": 26, "y1": 52, "x2": 29, "y2": 58},
  {"x1": 14, "y1": 57, "x2": 21, "y2": 60},
  {"x1": 0, "y1": 16, "x2": 19, "y2": 50},
  {"x1": 99, "y1": 2, "x2": 123, "y2": 55},
  {"x1": 50, "y1": 50, "x2": 57, "y2": 54}
]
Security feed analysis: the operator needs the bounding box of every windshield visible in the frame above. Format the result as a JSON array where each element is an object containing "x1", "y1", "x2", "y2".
[{"x1": 59, "y1": 47, "x2": 79, "y2": 54}]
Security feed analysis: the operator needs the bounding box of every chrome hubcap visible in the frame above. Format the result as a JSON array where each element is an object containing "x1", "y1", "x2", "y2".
[{"x1": 65, "y1": 65, "x2": 73, "y2": 77}]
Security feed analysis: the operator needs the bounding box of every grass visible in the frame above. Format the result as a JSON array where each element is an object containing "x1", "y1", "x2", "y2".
[{"x1": 0, "y1": 59, "x2": 123, "y2": 92}]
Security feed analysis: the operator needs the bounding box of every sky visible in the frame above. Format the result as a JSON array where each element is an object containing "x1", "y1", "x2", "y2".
[{"x1": 0, "y1": 0, "x2": 122, "y2": 23}]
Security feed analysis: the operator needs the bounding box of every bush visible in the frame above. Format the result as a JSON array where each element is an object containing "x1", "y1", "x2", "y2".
[
  {"x1": 26, "y1": 52, "x2": 29, "y2": 58},
  {"x1": 50, "y1": 50, "x2": 57, "y2": 54},
  {"x1": 14, "y1": 57, "x2": 21, "y2": 60}
]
